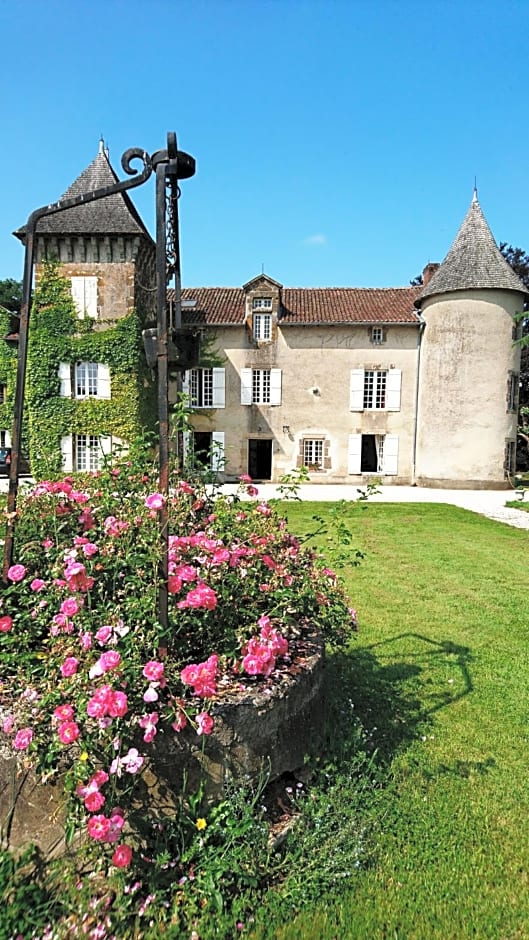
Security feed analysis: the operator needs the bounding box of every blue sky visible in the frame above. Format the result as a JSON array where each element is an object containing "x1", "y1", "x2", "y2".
[{"x1": 1, "y1": 0, "x2": 528, "y2": 288}]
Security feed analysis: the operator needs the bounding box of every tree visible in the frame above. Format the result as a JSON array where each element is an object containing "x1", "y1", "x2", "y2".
[
  {"x1": 0, "y1": 278, "x2": 22, "y2": 313},
  {"x1": 500, "y1": 244, "x2": 529, "y2": 471}
]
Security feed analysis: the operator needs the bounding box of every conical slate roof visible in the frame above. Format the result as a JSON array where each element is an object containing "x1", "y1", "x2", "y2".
[
  {"x1": 417, "y1": 192, "x2": 527, "y2": 304},
  {"x1": 16, "y1": 142, "x2": 151, "y2": 239}
]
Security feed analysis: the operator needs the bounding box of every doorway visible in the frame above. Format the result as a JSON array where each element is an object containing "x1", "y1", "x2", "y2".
[{"x1": 248, "y1": 439, "x2": 272, "y2": 480}]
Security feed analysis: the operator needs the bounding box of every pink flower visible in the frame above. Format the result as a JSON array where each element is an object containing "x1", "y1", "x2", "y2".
[
  {"x1": 180, "y1": 654, "x2": 218, "y2": 698},
  {"x1": 107, "y1": 811, "x2": 125, "y2": 843},
  {"x1": 255, "y1": 503, "x2": 272, "y2": 516},
  {"x1": 0, "y1": 615, "x2": 13, "y2": 633},
  {"x1": 145, "y1": 492, "x2": 165, "y2": 510},
  {"x1": 87, "y1": 815, "x2": 111, "y2": 841},
  {"x1": 112, "y1": 843, "x2": 133, "y2": 868},
  {"x1": 142, "y1": 661, "x2": 165, "y2": 683},
  {"x1": 82, "y1": 542, "x2": 98, "y2": 557},
  {"x1": 247, "y1": 485, "x2": 259, "y2": 497},
  {"x1": 7, "y1": 564, "x2": 26, "y2": 583},
  {"x1": 95, "y1": 625, "x2": 113, "y2": 645},
  {"x1": 143, "y1": 686, "x2": 159, "y2": 703},
  {"x1": 100, "y1": 650, "x2": 121, "y2": 672},
  {"x1": 2, "y1": 715, "x2": 14, "y2": 734},
  {"x1": 109, "y1": 691, "x2": 128, "y2": 718},
  {"x1": 54, "y1": 704, "x2": 74, "y2": 721},
  {"x1": 84, "y1": 790, "x2": 106, "y2": 812},
  {"x1": 79, "y1": 632, "x2": 92, "y2": 650},
  {"x1": 138, "y1": 712, "x2": 159, "y2": 743},
  {"x1": 58, "y1": 721, "x2": 80, "y2": 745},
  {"x1": 172, "y1": 711, "x2": 187, "y2": 732},
  {"x1": 239, "y1": 474, "x2": 252, "y2": 484},
  {"x1": 178, "y1": 480, "x2": 194, "y2": 495},
  {"x1": 196, "y1": 712, "x2": 214, "y2": 736},
  {"x1": 122, "y1": 748, "x2": 144, "y2": 773},
  {"x1": 60, "y1": 597, "x2": 81, "y2": 617},
  {"x1": 60, "y1": 657, "x2": 79, "y2": 678},
  {"x1": 30, "y1": 578, "x2": 46, "y2": 592},
  {"x1": 13, "y1": 728, "x2": 33, "y2": 750},
  {"x1": 177, "y1": 583, "x2": 217, "y2": 611}
]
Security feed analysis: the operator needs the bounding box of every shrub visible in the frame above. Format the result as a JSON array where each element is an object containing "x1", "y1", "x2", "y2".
[{"x1": 0, "y1": 451, "x2": 356, "y2": 934}]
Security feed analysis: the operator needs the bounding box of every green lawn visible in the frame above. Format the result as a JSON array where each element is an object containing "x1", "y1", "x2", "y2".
[{"x1": 251, "y1": 502, "x2": 529, "y2": 940}]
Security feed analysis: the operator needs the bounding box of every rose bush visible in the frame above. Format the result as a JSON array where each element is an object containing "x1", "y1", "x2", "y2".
[{"x1": 0, "y1": 454, "x2": 356, "y2": 881}]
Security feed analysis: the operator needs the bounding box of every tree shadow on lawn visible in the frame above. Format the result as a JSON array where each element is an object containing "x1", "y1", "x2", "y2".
[{"x1": 325, "y1": 634, "x2": 473, "y2": 765}]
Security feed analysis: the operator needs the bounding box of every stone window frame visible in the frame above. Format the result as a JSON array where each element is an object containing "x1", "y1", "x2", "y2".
[
  {"x1": 252, "y1": 297, "x2": 273, "y2": 311},
  {"x1": 504, "y1": 439, "x2": 516, "y2": 476}
]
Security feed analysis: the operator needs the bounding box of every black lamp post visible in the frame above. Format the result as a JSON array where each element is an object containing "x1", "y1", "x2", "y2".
[{"x1": 3, "y1": 132, "x2": 197, "y2": 640}]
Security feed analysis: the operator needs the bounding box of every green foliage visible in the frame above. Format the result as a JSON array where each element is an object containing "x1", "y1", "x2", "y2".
[
  {"x1": 25, "y1": 260, "x2": 156, "y2": 478},
  {"x1": 0, "y1": 277, "x2": 22, "y2": 313}
]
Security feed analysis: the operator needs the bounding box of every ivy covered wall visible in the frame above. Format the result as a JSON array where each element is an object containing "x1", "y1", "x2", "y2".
[{"x1": 26, "y1": 261, "x2": 156, "y2": 478}]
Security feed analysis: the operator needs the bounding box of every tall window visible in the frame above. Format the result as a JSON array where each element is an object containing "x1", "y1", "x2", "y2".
[
  {"x1": 252, "y1": 369, "x2": 271, "y2": 404},
  {"x1": 253, "y1": 313, "x2": 272, "y2": 341},
  {"x1": 363, "y1": 370, "x2": 387, "y2": 409},
  {"x1": 76, "y1": 362, "x2": 99, "y2": 398},
  {"x1": 303, "y1": 439, "x2": 324, "y2": 469},
  {"x1": 190, "y1": 368, "x2": 213, "y2": 407},
  {"x1": 370, "y1": 326, "x2": 385, "y2": 345},
  {"x1": 252, "y1": 297, "x2": 272, "y2": 310},
  {"x1": 507, "y1": 372, "x2": 519, "y2": 412},
  {"x1": 505, "y1": 440, "x2": 516, "y2": 476},
  {"x1": 75, "y1": 434, "x2": 103, "y2": 471}
]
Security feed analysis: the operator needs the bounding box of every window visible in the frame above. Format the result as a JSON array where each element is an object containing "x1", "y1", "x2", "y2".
[
  {"x1": 350, "y1": 368, "x2": 401, "y2": 411},
  {"x1": 505, "y1": 440, "x2": 516, "y2": 476},
  {"x1": 61, "y1": 434, "x2": 111, "y2": 472},
  {"x1": 363, "y1": 370, "x2": 387, "y2": 409},
  {"x1": 183, "y1": 431, "x2": 225, "y2": 473},
  {"x1": 370, "y1": 326, "x2": 385, "y2": 345},
  {"x1": 76, "y1": 362, "x2": 98, "y2": 398},
  {"x1": 0, "y1": 385, "x2": 6, "y2": 405},
  {"x1": 252, "y1": 369, "x2": 271, "y2": 403},
  {"x1": 58, "y1": 363, "x2": 111, "y2": 399},
  {"x1": 241, "y1": 368, "x2": 282, "y2": 405},
  {"x1": 252, "y1": 297, "x2": 272, "y2": 310},
  {"x1": 348, "y1": 434, "x2": 399, "y2": 475},
  {"x1": 507, "y1": 372, "x2": 519, "y2": 412},
  {"x1": 253, "y1": 313, "x2": 272, "y2": 341},
  {"x1": 70, "y1": 277, "x2": 98, "y2": 319},
  {"x1": 183, "y1": 368, "x2": 225, "y2": 408},
  {"x1": 303, "y1": 439, "x2": 324, "y2": 469}
]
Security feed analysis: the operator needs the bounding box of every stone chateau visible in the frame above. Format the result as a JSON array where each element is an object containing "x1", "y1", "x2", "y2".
[{"x1": 12, "y1": 143, "x2": 526, "y2": 488}]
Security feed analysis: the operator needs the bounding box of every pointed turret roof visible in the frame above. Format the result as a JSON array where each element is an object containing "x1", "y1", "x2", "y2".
[
  {"x1": 417, "y1": 191, "x2": 527, "y2": 305},
  {"x1": 15, "y1": 141, "x2": 151, "y2": 240}
]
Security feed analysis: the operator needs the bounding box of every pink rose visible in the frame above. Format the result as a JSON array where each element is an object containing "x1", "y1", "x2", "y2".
[
  {"x1": 58, "y1": 721, "x2": 80, "y2": 745},
  {"x1": 112, "y1": 843, "x2": 133, "y2": 868},
  {"x1": 0, "y1": 615, "x2": 13, "y2": 633},
  {"x1": 13, "y1": 728, "x2": 33, "y2": 750},
  {"x1": 60, "y1": 597, "x2": 81, "y2": 617},
  {"x1": 84, "y1": 790, "x2": 106, "y2": 812},
  {"x1": 196, "y1": 712, "x2": 214, "y2": 736},
  {"x1": 142, "y1": 660, "x2": 165, "y2": 682},
  {"x1": 30, "y1": 578, "x2": 46, "y2": 592},
  {"x1": 145, "y1": 493, "x2": 165, "y2": 510},
  {"x1": 60, "y1": 657, "x2": 79, "y2": 678},
  {"x1": 87, "y1": 814, "x2": 111, "y2": 841},
  {"x1": 54, "y1": 704, "x2": 74, "y2": 721},
  {"x1": 7, "y1": 564, "x2": 26, "y2": 583}
]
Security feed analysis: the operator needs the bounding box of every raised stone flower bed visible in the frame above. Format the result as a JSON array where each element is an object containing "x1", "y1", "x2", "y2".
[{"x1": 0, "y1": 631, "x2": 324, "y2": 857}]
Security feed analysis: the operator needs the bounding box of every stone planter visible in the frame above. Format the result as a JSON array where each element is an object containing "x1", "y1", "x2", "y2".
[{"x1": 0, "y1": 631, "x2": 324, "y2": 856}]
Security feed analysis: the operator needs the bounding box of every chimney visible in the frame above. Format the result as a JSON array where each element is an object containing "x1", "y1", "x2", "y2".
[{"x1": 422, "y1": 262, "x2": 440, "y2": 286}]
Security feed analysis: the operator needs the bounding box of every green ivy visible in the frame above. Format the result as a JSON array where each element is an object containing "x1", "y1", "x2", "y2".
[{"x1": 26, "y1": 260, "x2": 156, "y2": 478}]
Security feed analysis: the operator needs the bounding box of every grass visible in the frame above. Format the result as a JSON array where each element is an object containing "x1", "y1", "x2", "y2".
[{"x1": 249, "y1": 501, "x2": 529, "y2": 940}]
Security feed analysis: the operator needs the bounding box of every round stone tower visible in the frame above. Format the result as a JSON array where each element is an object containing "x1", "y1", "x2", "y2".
[{"x1": 414, "y1": 191, "x2": 526, "y2": 488}]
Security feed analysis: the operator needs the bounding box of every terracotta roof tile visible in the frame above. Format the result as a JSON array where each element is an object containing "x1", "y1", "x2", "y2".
[{"x1": 174, "y1": 286, "x2": 420, "y2": 327}]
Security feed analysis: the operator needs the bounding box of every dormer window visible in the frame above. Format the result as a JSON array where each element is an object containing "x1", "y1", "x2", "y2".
[
  {"x1": 370, "y1": 326, "x2": 386, "y2": 345},
  {"x1": 252, "y1": 297, "x2": 272, "y2": 310},
  {"x1": 253, "y1": 313, "x2": 272, "y2": 341}
]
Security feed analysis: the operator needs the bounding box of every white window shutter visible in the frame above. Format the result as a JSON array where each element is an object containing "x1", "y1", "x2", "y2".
[
  {"x1": 100, "y1": 436, "x2": 112, "y2": 462},
  {"x1": 58, "y1": 362, "x2": 72, "y2": 397},
  {"x1": 241, "y1": 369, "x2": 252, "y2": 405},
  {"x1": 182, "y1": 430, "x2": 191, "y2": 466},
  {"x1": 347, "y1": 434, "x2": 362, "y2": 473},
  {"x1": 98, "y1": 364, "x2": 111, "y2": 399},
  {"x1": 211, "y1": 431, "x2": 225, "y2": 472},
  {"x1": 347, "y1": 434, "x2": 362, "y2": 474},
  {"x1": 270, "y1": 369, "x2": 282, "y2": 405},
  {"x1": 386, "y1": 369, "x2": 402, "y2": 411},
  {"x1": 61, "y1": 435, "x2": 73, "y2": 472},
  {"x1": 182, "y1": 371, "x2": 190, "y2": 398},
  {"x1": 70, "y1": 278, "x2": 85, "y2": 318},
  {"x1": 85, "y1": 277, "x2": 98, "y2": 318},
  {"x1": 383, "y1": 435, "x2": 399, "y2": 475},
  {"x1": 350, "y1": 369, "x2": 365, "y2": 411},
  {"x1": 4, "y1": 430, "x2": 11, "y2": 447},
  {"x1": 212, "y1": 368, "x2": 225, "y2": 407}
]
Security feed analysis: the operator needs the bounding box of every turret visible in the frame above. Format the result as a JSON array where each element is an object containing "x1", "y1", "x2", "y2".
[{"x1": 414, "y1": 191, "x2": 526, "y2": 488}]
